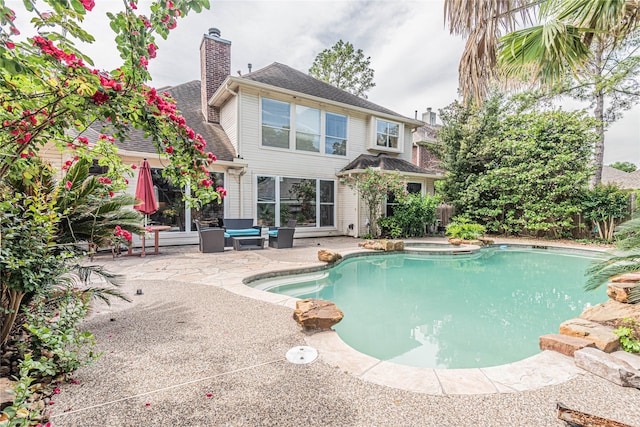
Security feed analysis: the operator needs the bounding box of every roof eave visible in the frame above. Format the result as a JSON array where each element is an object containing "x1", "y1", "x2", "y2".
[{"x1": 336, "y1": 168, "x2": 445, "y2": 180}]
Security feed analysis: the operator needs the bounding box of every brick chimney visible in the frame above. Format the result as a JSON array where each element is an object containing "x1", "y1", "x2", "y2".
[{"x1": 200, "y1": 28, "x2": 231, "y2": 123}]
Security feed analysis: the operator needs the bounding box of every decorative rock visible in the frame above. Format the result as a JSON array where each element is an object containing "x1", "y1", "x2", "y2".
[
  {"x1": 611, "y1": 351, "x2": 640, "y2": 370},
  {"x1": 580, "y1": 300, "x2": 640, "y2": 323},
  {"x1": 574, "y1": 347, "x2": 640, "y2": 389},
  {"x1": 477, "y1": 237, "x2": 494, "y2": 246},
  {"x1": 317, "y1": 249, "x2": 342, "y2": 263},
  {"x1": 293, "y1": 298, "x2": 344, "y2": 330},
  {"x1": 358, "y1": 239, "x2": 404, "y2": 251},
  {"x1": 0, "y1": 377, "x2": 15, "y2": 410},
  {"x1": 607, "y1": 282, "x2": 639, "y2": 303},
  {"x1": 611, "y1": 272, "x2": 640, "y2": 283},
  {"x1": 448, "y1": 238, "x2": 482, "y2": 246},
  {"x1": 539, "y1": 334, "x2": 596, "y2": 356},
  {"x1": 559, "y1": 318, "x2": 620, "y2": 353}
]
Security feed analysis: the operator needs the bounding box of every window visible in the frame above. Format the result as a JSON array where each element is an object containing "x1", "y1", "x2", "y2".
[
  {"x1": 262, "y1": 98, "x2": 290, "y2": 148},
  {"x1": 325, "y1": 113, "x2": 347, "y2": 156},
  {"x1": 191, "y1": 172, "x2": 225, "y2": 228},
  {"x1": 261, "y1": 97, "x2": 347, "y2": 156},
  {"x1": 149, "y1": 168, "x2": 185, "y2": 231},
  {"x1": 295, "y1": 106, "x2": 320, "y2": 152},
  {"x1": 257, "y1": 176, "x2": 277, "y2": 226},
  {"x1": 281, "y1": 178, "x2": 316, "y2": 226},
  {"x1": 376, "y1": 119, "x2": 400, "y2": 149},
  {"x1": 386, "y1": 182, "x2": 422, "y2": 217},
  {"x1": 256, "y1": 176, "x2": 335, "y2": 228},
  {"x1": 319, "y1": 180, "x2": 335, "y2": 226}
]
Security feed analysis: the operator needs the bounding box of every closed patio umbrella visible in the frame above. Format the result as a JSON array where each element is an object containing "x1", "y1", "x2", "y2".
[{"x1": 134, "y1": 158, "x2": 158, "y2": 227}]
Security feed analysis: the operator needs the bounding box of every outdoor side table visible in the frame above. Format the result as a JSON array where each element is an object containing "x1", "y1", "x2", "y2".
[{"x1": 140, "y1": 225, "x2": 172, "y2": 257}]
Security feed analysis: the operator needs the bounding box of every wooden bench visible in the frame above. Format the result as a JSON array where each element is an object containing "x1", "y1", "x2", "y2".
[{"x1": 232, "y1": 236, "x2": 265, "y2": 251}]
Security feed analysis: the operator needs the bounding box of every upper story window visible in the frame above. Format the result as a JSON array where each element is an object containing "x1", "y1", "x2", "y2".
[
  {"x1": 262, "y1": 98, "x2": 290, "y2": 149},
  {"x1": 325, "y1": 113, "x2": 347, "y2": 156},
  {"x1": 261, "y1": 97, "x2": 347, "y2": 156},
  {"x1": 376, "y1": 119, "x2": 400, "y2": 149},
  {"x1": 295, "y1": 106, "x2": 320, "y2": 152}
]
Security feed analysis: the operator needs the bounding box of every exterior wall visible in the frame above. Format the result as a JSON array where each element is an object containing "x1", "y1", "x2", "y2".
[
  {"x1": 236, "y1": 88, "x2": 373, "y2": 237},
  {"x1": 220, "y1": 95, "x2": 238, "y2": 153}
]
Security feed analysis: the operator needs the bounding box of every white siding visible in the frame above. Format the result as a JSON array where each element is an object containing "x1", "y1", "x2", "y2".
[{"x1": 220, "y1": 95, "x2": 238, "y2": 152}]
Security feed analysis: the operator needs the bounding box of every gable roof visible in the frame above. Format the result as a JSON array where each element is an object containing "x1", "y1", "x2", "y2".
[
  {"x1": 228, "y1": 63, "x2": 417, "y2": 122},
  {"x1": 601, "y1": 165, "x2": 640, "y2": 189},
  {"x1": 338, "y1": 153, "x2": 442, "y2": 177},
  {"x1": 115, "y1": 80, "x2": 236, "y2": 162}
]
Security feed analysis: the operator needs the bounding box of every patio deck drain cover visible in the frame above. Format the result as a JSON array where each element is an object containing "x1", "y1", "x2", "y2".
[{"x1": 286, "y1": 346, "x2": 318, "y2": 364}]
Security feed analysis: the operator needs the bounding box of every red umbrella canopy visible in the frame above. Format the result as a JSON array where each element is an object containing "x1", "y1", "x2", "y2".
[{"x1": 134, "y1": 159, "x2": 158, "y2": 216}]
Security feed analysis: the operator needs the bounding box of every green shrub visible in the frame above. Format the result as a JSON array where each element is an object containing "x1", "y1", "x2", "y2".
[
  {"x1": 446, "y1": 217, "x2": 486, "y2": 240},
  {"x1": 614, "y1": 318, "x2": 640, "y2": 353},
  {"x1": 387, "y1": 193, "x2": 440, "y2": 238}
]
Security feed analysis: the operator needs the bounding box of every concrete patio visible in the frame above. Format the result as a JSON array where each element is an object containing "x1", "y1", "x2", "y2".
[{"x1": 49, "y1": 237, "x2": 640, "y2": 426}]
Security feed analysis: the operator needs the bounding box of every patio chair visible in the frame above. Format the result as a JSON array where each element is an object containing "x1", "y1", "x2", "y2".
[
  {"x1": 268, "y1": 226, "x2": 296, "y2": 249},
  {"x1": 195, "y1": 220, "x2": 224, "y2": 253}
]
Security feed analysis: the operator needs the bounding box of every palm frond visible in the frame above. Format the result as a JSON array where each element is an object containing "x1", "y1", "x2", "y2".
[{"x1": 584, "y1": 248, "x2": 640, "y2": 291}]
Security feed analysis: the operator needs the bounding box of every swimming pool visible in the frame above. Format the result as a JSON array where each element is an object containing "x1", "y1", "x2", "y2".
[{"x1": 250, "y1": 247, "x2": 607, "y2": 369}]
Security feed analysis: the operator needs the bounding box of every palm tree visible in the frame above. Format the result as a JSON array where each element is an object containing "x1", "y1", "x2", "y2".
[
  {"x1": 445, "y1": 0, "x2": 640, "y2": 185},
  {"x1": 56, "y1": 158, "x2": 142, "y2": 251},
  {"x1": 585, "y1": 215, "x2": 640, "y2": 303}
]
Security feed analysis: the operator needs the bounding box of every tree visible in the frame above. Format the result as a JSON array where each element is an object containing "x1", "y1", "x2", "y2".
[
  {"x1": 581, "y1": 184, "x2": 630, "y2": 241},
  {"x1": 610, "y1": 161, "x2": 638, "y2": 173},
  {"x1": 0, "y1": 0, "x2": 215, "y2": 343},
  {"x1": 445, "y1": 0, "x2": 640, "y2": 185},
  {"x1": 309, "y1": 40, "x2": 375, "y2": 98},
  {"x1": 344, "y1": 169, "x2": 404, "y2": 238},
  {"x1": 0, "y1": 0, "x2": 219, "y2": 203},
  {"x1": 439, "y1": 94, "x2": 597, "y2": 237}
]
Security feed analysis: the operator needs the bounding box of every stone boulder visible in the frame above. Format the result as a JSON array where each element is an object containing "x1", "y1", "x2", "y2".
[
  {"x1": 293, "y1": 298, "x2": 344, "y2": 330},
  {"x1": 317, "y1": 249, "x2": 342, "y2": 263},
  {"x1": 607, "y1": 282, "x2": 639, "y2": 304},
  {"x1": 358, "y1": 239, "x2": 404, "y2": 251},
  {"x1": 580, "y1": 300, "x2": 640, "y2": 323},
  {"x1": 0, "y1": 378, "x2": 15, "y2": 411},
  {"x1": 539, "y1": 333, "x2": 596, "y2": 357},
  {"x1": 574, "y1": 347, "x2": 640, "y2": 389},
  {"x1": 448, "y1": 238, "x2": 482, "y2": 246},
  {"x1": 559, "y1": 318, "x2": 619, "y2": 353},
  {"x1": 611, "y1": 272, "x2": 640, "y2": 283}
]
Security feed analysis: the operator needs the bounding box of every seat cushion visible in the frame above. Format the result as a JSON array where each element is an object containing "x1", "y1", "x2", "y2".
[
  {"x1": 225, "y1": 228, "x2": 260, "y2": 236},
  {"x1": 267, "y1": 230, "x2": 278, "y2": 237}
]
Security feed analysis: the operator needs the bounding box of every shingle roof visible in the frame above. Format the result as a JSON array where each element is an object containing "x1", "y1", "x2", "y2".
[
  {"x1": 242, "y1": 63, "x2": 408, "y2": 120},
  {"x1": 340, "y1": 153, "x2": 439, "y2": 176},
  {"x1": 601, "y1": 165, "x2": 640, "y2": 189},
  {"x1": 115, "y1": 80, "x2": 236, "y2": 161}
]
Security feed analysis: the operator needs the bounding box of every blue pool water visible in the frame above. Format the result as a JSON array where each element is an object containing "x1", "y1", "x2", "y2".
[{"x1": 252, "y1": 247, "x2": 607, "y2": 369}]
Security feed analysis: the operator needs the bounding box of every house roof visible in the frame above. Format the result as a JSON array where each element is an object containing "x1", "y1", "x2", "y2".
[
  {"x1": 601, "y1": 165, "x2": 640, "y2": 189},
  {"x1": 115, "y1": 80, "x2": 236, "y2": 162},
  {"x1": 237, "y1": 63, "x2": 414, "y2": 122},
  {"x1": 339, "y1": 153, "x2": 441, "y2": 177}
]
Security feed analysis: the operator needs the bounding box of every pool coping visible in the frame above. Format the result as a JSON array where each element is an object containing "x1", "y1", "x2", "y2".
[{"x1": 235, "y1": 242, "x2": 607, "y2": 395}]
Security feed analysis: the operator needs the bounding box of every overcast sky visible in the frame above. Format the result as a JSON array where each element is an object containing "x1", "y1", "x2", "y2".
[{"x1": 11, "y1": 0, "x2": 640, "y2": 165}]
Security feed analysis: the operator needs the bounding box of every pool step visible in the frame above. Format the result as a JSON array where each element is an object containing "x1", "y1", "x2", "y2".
[{"x1": 539, "y1": 334, "x2": 596, "y2": 357}]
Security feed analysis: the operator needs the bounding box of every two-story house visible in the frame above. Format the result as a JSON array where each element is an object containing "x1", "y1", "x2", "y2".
[{"x1": 52, "y1": 28, "x2": 442, "y2": 246}]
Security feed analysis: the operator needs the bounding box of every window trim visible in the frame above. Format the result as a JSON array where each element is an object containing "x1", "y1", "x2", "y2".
[
  {"x1": 255, "y1": 174, "x2": 336, "y2": 228},
  {"x1": 371, "y1": 117, "x2": 403, "y2": 153},
  {"x1": 259, "y1": 96, "x2": 348, "y2": 157}
]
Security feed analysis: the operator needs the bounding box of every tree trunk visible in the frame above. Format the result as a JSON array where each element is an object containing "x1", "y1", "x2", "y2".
[
  {"x1": 0, "y1": 288, "x2": 25, "y2": 345},
  {"x1": 591, "y1": 43, "x2": 605, "y2": 187}
]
